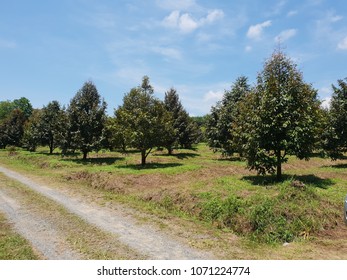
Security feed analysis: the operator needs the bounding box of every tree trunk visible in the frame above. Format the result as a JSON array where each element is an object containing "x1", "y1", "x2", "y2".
[
  {"x1": 141, "y1": 150, "x2": 146, "y2": 166},
  {"x1": 276, "y1": 149, "x2": 282, "y2": 181},
  {"x1": 167, "y1": 147, "x2": 173, "y2": 155},
  {"x1": 49, "y1": 137, "x2": 54, "y2": 154},
  {"x1": 83, "y1": 151, "x2": 88, "y2": 160}
]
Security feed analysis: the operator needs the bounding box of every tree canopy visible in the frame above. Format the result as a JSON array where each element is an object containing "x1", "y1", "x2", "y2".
[
  {"x1": 323, "y1": 78, "x2": 347, "y2": 159},
  {"x1": 206, "y1": 76, "x2": 250, "y2": 157},
  {"x1": 115, "y1": 76, "x2": 173, "y2": 165},
  {"x1": 233, "y1": 50, "x2": 321, "y2": 180},
  {"x1": 68, "y1": 81, "x2": 107, "y2": 159}
]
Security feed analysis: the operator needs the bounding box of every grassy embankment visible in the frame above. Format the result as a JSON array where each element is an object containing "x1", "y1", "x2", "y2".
[{"x1": 0, "y1": 144, "x2": 346, "y2": 259}]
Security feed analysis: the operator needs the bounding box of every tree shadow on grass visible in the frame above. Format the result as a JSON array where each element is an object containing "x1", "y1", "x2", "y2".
[
  {"x1": 323, "y1": 163, "x2": 347, "y2": 169},
  {"x1": 117, "y1": 162, "x2": 183, "y2": 170},
  {"x1": 242, "y1": 174, "x2": 334, "y2": 189},
  {"x1": 216, "y1": 156, "x2": 243, "y2": 162},
  {"x1": 62, "y1": 157, "x2": 124, "y2": 165},
  {"x1": 157, "y1": 152, "x2": 200, "y2": 160}
]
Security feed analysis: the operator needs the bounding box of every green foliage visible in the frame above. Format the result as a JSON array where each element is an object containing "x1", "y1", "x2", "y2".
[
  {"x1": 22, "y1": 109, "x2": 43, "y2": 152},
  {"x1": 200, "y1": 194, "x2": 244, "y2": 227},
  {"x1": 68, "y1": 81, "x2": 107, "y2": 159},
  {"x1": 233, "y1": 50, "x2": 320, "y2": 180},
  {"x1": 40, "y1": 101, "x2": 66, "y2": 154},
  {"x1": 323, "y1": 78, "x2": 347, "y2": 159},
  {"x1": 0, "y1": 97, "x2": 33, "y2": 149},
  {"x1": 0, "y1": 109, "x2": 26, "y2": 148},
  {"x1": 207, "y1": 76, "x2": 250, "y2": 157},
  {"x1": 12, "y1": 97, "x2": 33, "y2": 119},
  {"x1": 0, "y1": 97, "x2": 33, "y2": 121},
  {"x1": 115, "y1": 76, "x2": 173, "y2": 165},
  {"x1": 164, "y1": 88, "x2": 199, "y2": 154},
  {"x1": 0, "y1": 101, "x2": 15, "y2": 120}
]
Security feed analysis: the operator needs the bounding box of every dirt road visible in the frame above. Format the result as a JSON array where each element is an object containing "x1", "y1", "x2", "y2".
[{"x1": 0, "y1": 165, "x2": 213, "y2": 260}]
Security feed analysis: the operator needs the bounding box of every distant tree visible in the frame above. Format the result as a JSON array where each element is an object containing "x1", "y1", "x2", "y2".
[
  {"x1": 322, "y1": 78, "x2": 347, "y2": 159},
  {"x1": 40, "y1": 101, "x2": 66, "y2": 154},
  {"x1": 191, "y1": 115, "x2": 209, "y2": 142},
  {"x1": 0, "y1": 97, "x2": 32, "y2": 120},
  {"x1": 22, "y1": 109, "x2": 43, "y2": 152},
  {"x1": 103, "y1": 116, "x2": 132, "y2": 152},
  {"x1": 234, "y1": 50, "x2": 320, "y2": 180},
  {"x1": 68, "y1": 81, "x2": 107, "y2": 159},
  {"x1": 164, "y1": 87, "x2": 199, "y2": 153},
  {"x1": 0, "y1": 109, "x2": 26, "y2": 148},
  {"x1": 0, "y1": 101, "x2": 15, "y2": 120},
  {"x1": 206, "y1": 76, "x2": 250, "y2": 156},
  {"x1": 12, "y1": 97, "x2": 33, "y2": 119},
  {"x1": 115, "y1": 76, "x2": 173, "y2": 165}
]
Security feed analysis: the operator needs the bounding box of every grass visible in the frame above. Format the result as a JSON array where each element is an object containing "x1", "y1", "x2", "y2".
[
  {"x1": 0, "y1": 174, "x2": 144, "y2": 260},
  {"x1": 0, "y1": 213, "x2": 41, "y2": 260},
  {"x1": 0, "y1": 144, "x2": 347, "y2": 259}
]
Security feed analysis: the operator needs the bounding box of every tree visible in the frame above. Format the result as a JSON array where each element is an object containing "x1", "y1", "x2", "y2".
[
  {"x1": 323, "y1": 78, "x2": 347, "y2": 159},
  {"x1": 191, "y1": 115, "x2": 209, "y2": 142},
  {"x1": 0, "y1": 101, "x2": 15, "y2": 120},
  {"x1": 40, "y1": 101, "x2": 66, "y2": 154},
  {"x1": 163, "y1": 88, "x2": 198, "y2": 154},
  {"x1": 234, "y1": 50, "x2": 320, "y2": 180},
  {"x1": 115, "y1": 76, "x2": 173, "y2": 165},
  {"x1": 12, "y1": 97, "x2": 33, "y2": 119},
  {"x1": 0, "y1": 97, "x2": 33, "y2": 120},
  {"x1": 22, "y1": 109, "x2": 43, "y2": 152},
  {"x1": 68, "y1": 81, "x2": 107, "y2": 159},
  {"x1": 206, "y1": 76, "x2": 250, "y2": 156},
  {"x1": 0, "y1": 109, "x2": 27, "y2": 148}
]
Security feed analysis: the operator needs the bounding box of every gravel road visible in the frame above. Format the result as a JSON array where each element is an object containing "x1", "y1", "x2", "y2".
[
  {"x1": 0, "y1": 188, "x2": 82, "y2": 259},
  {"x1": 0, "y1": 165, "x2": 213, "y2": 260}
]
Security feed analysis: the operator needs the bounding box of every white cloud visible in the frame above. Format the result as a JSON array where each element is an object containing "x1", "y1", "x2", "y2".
[
  {"x1": 152, "y1": 46, "x2": 182, "y2": 60},
  {"x1": 275, "y1": 29, "x2": 297, "y2": 43},
  {"x1": 179, "y1": 13, "x2": 199, "y2": 33},
  {"x1": 330, "y1": 15, "x2": 343, "y2": 22},
  {"x1": 245, "y1": 45, "x2": 252, "y2": 52},
  {"x1": 287, "y1": 10, "x2": 298, "y2": 17},
  {"x1": 203, "y1": 90, "x2": 223, "y2": 102},
  {"x1": 267, "y1": 0, "x2": 287, "y2": 16},
  {"x1": 162, "y1": 10, "x2": 180, "y2": 28},
  {"x1": 247, "y1": 20, "x2": 272, "y2": 40},
  {"x1": 200, "y1": 9, "x2": 224, "y2": 25},
  {"x1": 321, "y1": 97, "x2": 331, "y2": 109},
  {"x1": 162, "y1": 9, "x2": 224, "y2": 34},
  {"x1": 156, "y1": 0, "x2": 197, "y2": 11},
  {"x1": 0, "y1": 39, "x2": 17, "y2": 49},
  {"x1": 338, "y1": 36, "x2": 347, "y2": 50}
]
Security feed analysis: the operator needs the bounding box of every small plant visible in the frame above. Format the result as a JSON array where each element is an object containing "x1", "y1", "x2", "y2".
[{"x1": 7, "y1": 146, "x2": 18, "y2": 156}]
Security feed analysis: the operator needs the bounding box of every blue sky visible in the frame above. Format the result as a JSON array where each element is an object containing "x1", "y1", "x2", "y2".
[{"x1": 1, "y1": 0, "x2": 347, "y2": 116}]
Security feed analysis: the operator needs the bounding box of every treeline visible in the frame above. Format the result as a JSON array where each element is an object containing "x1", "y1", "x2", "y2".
[
  {"x1": 206, "y1": 49, "x2": 347, "y2": 180},
  {"x1": 0, "y1": 76, "x2": 201, "y2": 165},
  {"x1": 1, "y1": 49, "x2": 347, "y2": 178}
]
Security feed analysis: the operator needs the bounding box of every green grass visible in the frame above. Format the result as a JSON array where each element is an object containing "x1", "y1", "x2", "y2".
[
  {"x1": 0, "y1": 213, "x2": 40, "y2": 260},
  {"x1": 0, "y1": 174, "x2": 144, "y2": 260},
  {"x1": 0, "y1": 144, "x2": 346, "y2": 248}
]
